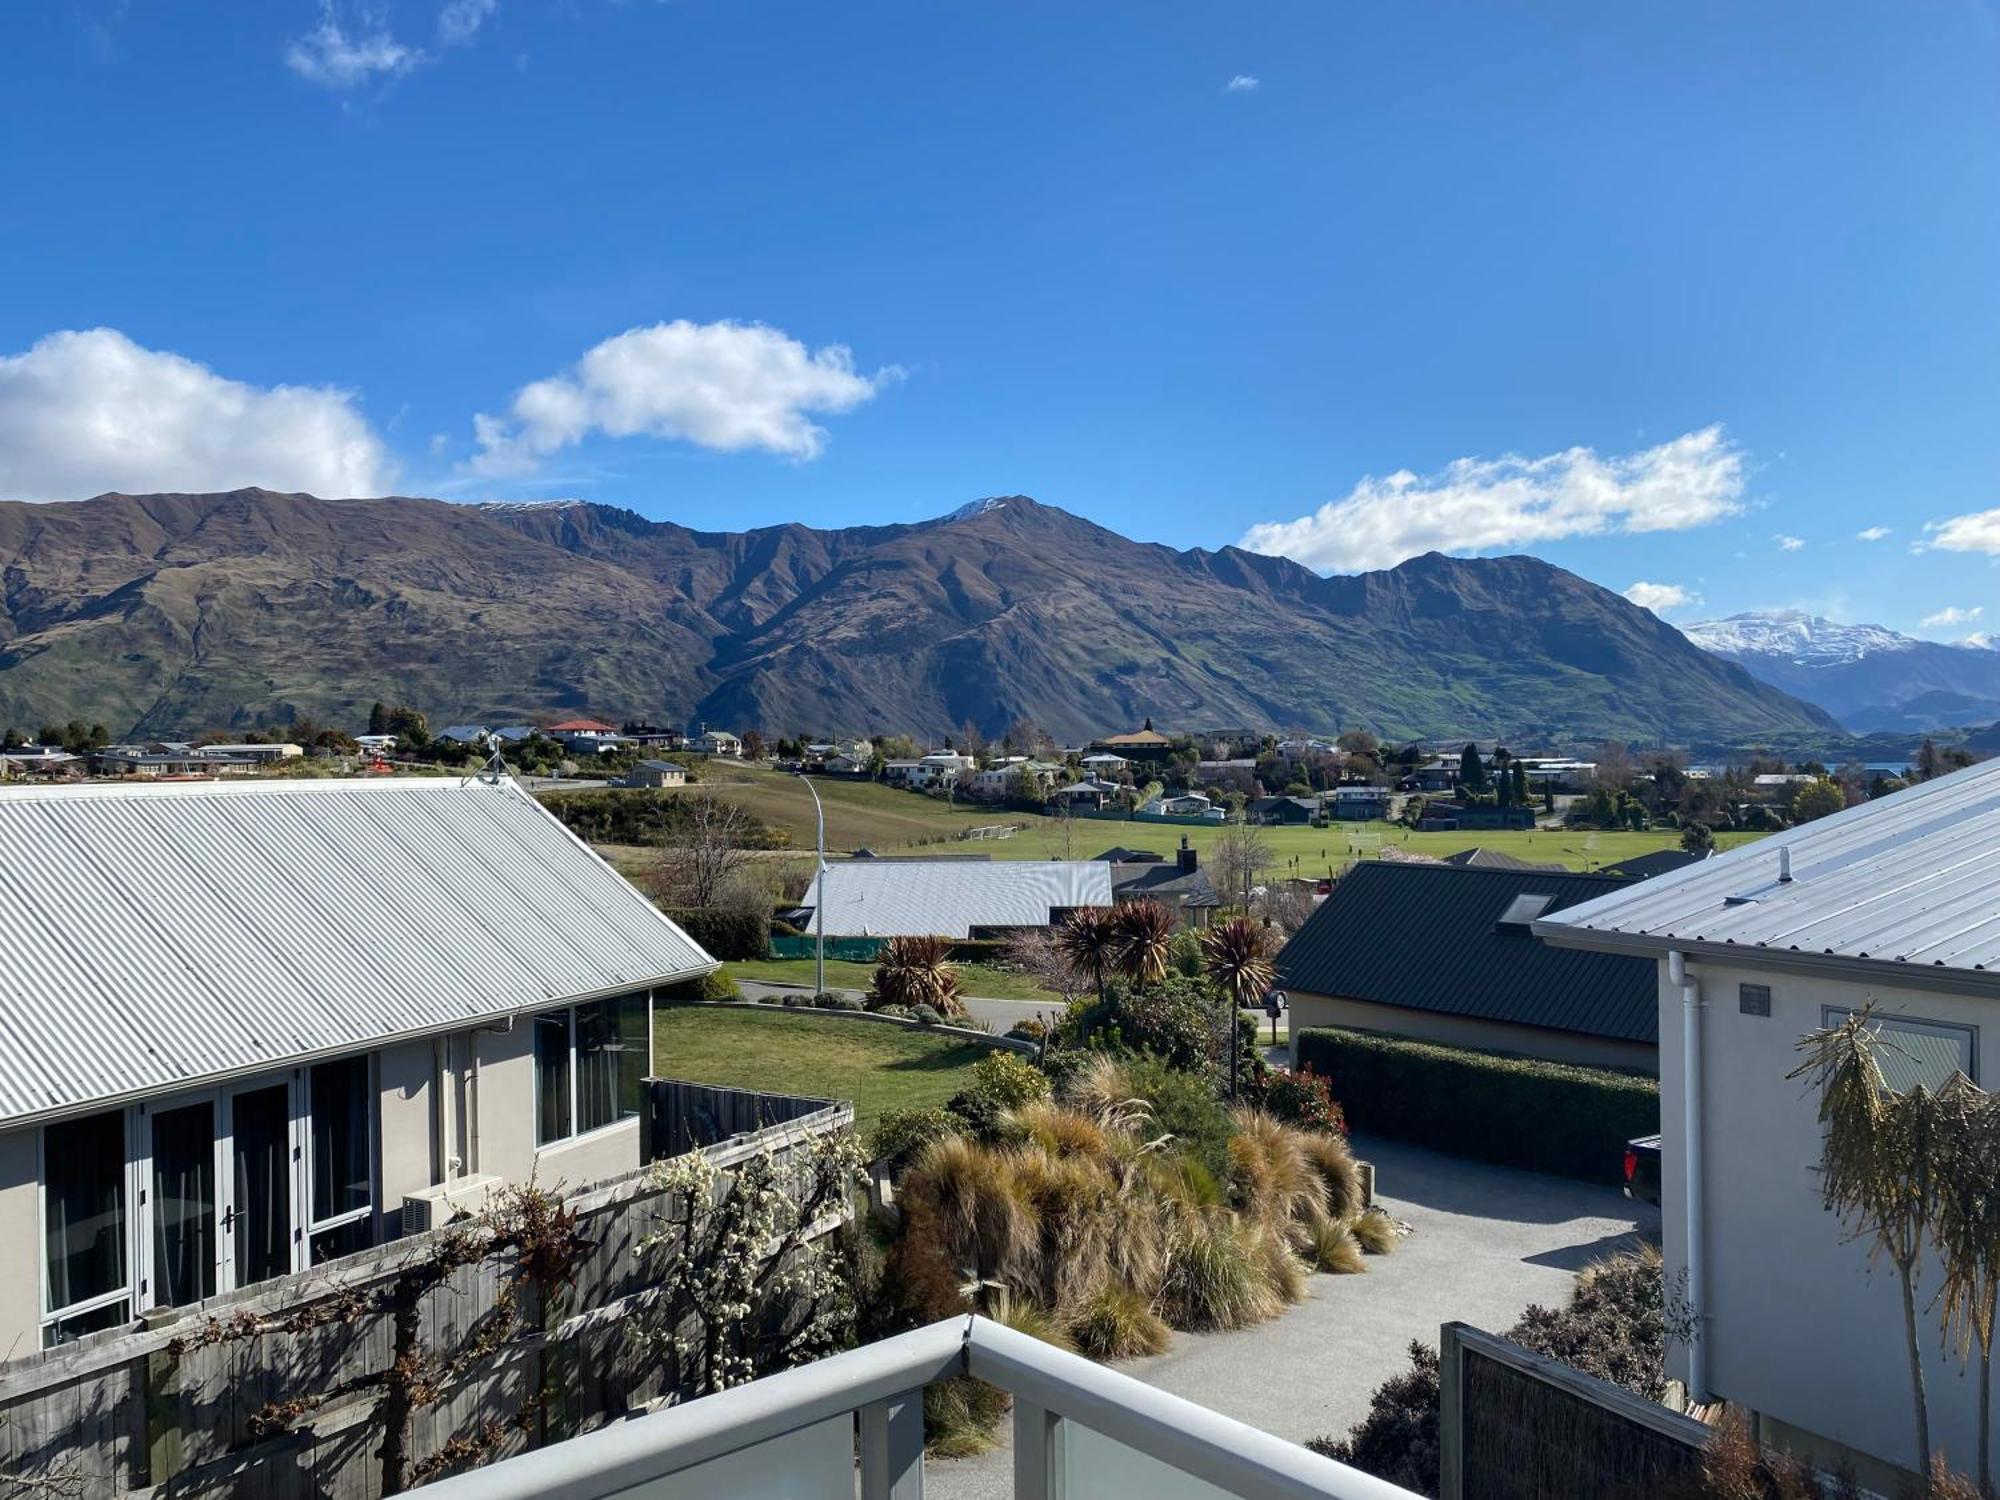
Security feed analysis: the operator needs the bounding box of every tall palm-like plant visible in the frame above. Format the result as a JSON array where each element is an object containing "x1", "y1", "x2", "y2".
[
  {"x1": 1789, "y1": 1008, "x2": 1944, "y2": 1494},
  {"x1": 868, "y1": 935, "x2": 965, "y2": 1017},
  {"x1": 1113, "y1": 900, "x2": 1176, "y2": 986},
  {"x1": 1201, "y1": 917, "x2": 1274, "y2": 1103},
  {"x1": 1059, "y1": 907, "x2": 1121, "y2": 1000},
  {"x1": 1932, "y1": 1073, "x2": 2000, "y2": 1498}
]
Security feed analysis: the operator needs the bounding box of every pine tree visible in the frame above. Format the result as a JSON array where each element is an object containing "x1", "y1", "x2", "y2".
[
  {"x1": 1458, "y1": 743, "x2": 1488, "y2": 793},
  {"x1": 368, "y1": 701, "x2": 389, "y2": 736}
]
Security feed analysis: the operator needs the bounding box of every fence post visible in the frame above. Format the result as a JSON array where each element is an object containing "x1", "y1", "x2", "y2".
[
  {"x1": 1438, "y1": 1322, "x2": 1466, "y2": 1500},
  {"x1": 144, "y1": 1347, "x2": 183, "y2": 1486},
  {"x1": 859, "y1": 1390, "x2": 925, "y2": 1499}
]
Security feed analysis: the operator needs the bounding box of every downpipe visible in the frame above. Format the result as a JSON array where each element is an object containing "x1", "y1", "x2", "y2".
[{"x1": 1668, "y1": 949, "x2": 1706, "y2": 1402}]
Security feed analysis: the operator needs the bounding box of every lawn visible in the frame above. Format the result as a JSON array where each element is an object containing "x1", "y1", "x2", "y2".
[
  {"x1": 628, "y1": 762, "x2": 1768, "y2": 875},
  {"x1": 726, "y1": 956, "x2": 1062, "y2": 1003},
  {"x1": 653, "y1": 1004, "x2": 992, "y2": 1133}
]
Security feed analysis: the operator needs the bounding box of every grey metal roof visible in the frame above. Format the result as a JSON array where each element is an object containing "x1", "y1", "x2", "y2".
[
  {"x1": 801, "y1": 859, "x2": 1113, "y2": 938},
  {"x1": 1276, "y1": 862, "x2": 1658, "y2": 1044},
  {"x1": 1534, "y1": 755, "x2": 2000, "y2": 992},
  {"x1": 0, "y1": 776, "x2": 714, "y2": 1126}
]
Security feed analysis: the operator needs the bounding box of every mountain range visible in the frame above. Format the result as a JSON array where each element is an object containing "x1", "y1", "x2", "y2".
[
  {"x1": 1681, "y1": 610, "x2": 2000, "y2": 733},
  {"x1": 0, "y1": 488, "x2": 1836, "y2": 745}
]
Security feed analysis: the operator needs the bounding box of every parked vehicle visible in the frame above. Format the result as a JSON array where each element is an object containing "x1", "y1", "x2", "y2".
[{"x1": 1623, "y1": 1133, "x2": 1662, "y2": 1205}]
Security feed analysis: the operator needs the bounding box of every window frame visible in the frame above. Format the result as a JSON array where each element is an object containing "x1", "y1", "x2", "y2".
[
  {"x1": 1821, "y1": 1005, "x2": 1979, "y2": 1090},
  {"x1": 534, "y1": 992, "x2": 653, "y2": 1149},
  {"x1": 37, "y1": 1108, "x2": 140, "y2": 1347},
  {"x1": 305, "y1": 1056, "x2": 378, "y2": 1260}
]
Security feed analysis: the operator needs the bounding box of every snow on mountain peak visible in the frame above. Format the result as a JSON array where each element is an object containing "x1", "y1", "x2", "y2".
[{"x1": 1680, "y1": 609, "x2": 1916, "y2": 666}]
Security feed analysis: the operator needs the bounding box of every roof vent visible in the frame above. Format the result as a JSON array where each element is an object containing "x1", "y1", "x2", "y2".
[
  {"x1": 1778, "y1": 846, "x2": 1793, "y2": 883},
  {"x1": 1496, "y1": 892, "x2": 1555, "y2": 931}
]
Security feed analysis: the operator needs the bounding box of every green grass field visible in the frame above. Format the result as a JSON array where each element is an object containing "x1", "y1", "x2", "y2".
[
  {"x1": 671, "y1": 763, "x2": 1764, "y2": 875},
  {"x1": 726, "y1": 957, "x2": 1062, "y2": 1003},
  {"x1": 653, "y1": 1005, "x2": 990, "y2": 1132}
]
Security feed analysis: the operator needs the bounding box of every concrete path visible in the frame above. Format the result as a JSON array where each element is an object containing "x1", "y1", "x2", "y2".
[{"x1": 924, "y1": 1135, "x2": 1660, "y2": 1498}]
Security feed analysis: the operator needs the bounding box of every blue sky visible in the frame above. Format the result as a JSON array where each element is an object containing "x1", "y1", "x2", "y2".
[{"x1": 2, "y1": 2, "x2": 1997, "y2": 639}]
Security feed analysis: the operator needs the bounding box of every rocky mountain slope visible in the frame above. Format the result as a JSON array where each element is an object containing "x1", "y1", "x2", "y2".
[
  {"x1": 0, "y1": 489, "x2": 1835, "y2": 744},
  {"x1": 1684, "y1": 609, "x2": 2000, "y2": 732}
]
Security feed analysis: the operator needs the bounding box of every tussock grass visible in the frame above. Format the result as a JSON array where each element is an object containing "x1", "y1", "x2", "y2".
[
  {"x1": 1300, "y1": 1131, "x2": 1367, "y2": 1223},
  {"x1": 1071, "y1": 1286, "x2": 1172, "y2": 1360},
  {"x1": 1352, "y1": 1208, "x2": 1400, "y2": 1256}
]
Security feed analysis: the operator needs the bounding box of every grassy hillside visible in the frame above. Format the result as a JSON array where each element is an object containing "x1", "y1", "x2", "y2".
[{"x1": 665, "y1": 764, "x2": 1762, "y2": 875}]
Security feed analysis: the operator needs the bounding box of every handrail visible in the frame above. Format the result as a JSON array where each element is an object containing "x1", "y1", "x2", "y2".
[{"x1": 419, "y1": 1315, "x2": 1423, "y2": 1499}]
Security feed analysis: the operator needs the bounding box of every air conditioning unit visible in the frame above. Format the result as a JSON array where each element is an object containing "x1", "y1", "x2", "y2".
[{"x1": 402, "y1": 1174, "x2": 504, "y2": 1233}]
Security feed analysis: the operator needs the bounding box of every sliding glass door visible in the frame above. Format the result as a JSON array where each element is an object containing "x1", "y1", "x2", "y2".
[
  {"x1": 149, "y1": 1099, "x2": 219, "y2": 1307},
  {"x1": 228, "y1": 1083, "x2": 295, "y2": 1289}
]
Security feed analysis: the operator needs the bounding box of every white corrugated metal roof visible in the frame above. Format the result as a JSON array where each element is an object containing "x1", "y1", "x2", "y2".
[
  {"x1": 1535, "y1": 755, "x2": 2000, "y2": 991},
  {"x1": 0, "y1": 775, "x2": 714, "y2": 1126},
  {"x1": 801, "y1": 860, "x2": 1112, "y2": 939}
]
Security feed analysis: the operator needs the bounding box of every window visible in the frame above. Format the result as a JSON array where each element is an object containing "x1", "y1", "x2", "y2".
[
  {"x1": 151, "y1": 1099, "x2": 217, "y2": 1308},
  {"x1": 43, "y1": 1111, "x2": 130, "y2": 1346},
  {"x1": 308, "y1": 1058, "x2": 374, "y2": 1264},
  {"x1": 1824, "y1": 1007, "x2": 1977, "y2": 1093},
  {"x1": 536, "y1": 993, "x2": 650, "y2": 1146}
]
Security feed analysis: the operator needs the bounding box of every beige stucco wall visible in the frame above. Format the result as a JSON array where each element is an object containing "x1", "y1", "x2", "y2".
[
  {"x1": 1285, "y1": 990, "x2": 1658, "y2": 1075},
  {"x1": 376, "y1": 1039, "x2": 436, "y2": 1237},
  {"x1": 1660, "y1": 956, "x2": 1991, "y2": 1482},
  {"x1": 0, "y1": 1129, "x2": 39, "y2": 1360},
  {"x1": 468, "y1": 1014, "x2": 643, "y2": 1191}
]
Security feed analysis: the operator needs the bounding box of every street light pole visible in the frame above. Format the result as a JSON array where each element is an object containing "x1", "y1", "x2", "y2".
[{"x1": 798, "y1": 772, "x2": 827, "y2": 997}]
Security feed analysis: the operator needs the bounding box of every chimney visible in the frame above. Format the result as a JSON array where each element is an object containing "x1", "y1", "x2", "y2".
[{"x1": 1177, "y1": 835, "x2": 1197, "y2": 874}]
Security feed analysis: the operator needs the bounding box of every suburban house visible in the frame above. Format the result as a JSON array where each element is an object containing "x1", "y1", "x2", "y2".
[
  {"x1": 623, "y1": 759, "x2": 687, "y2": 788},
  {"x1": 0, "y1": 747, "x2": 79, "y2": 780},
  {"x1": 354, "y1": 734, "x2": 398, "y2": 755},
  {"x1": 548, "y1": 717, "x2": 624, "y2": 754},
  {"x1": 93, "y1": 747, "x2": 254, "y2": 778},
  {"x1": 1277, "y1": 862, "x2": 1659, "y2": 1073},
  {"x1": 1106, "y1": 840, "x2": 1220, "y2": 928},
  {"x1": 822, "y1": 752, "x2": 869, "y2": 776},
  {"x1": 1411, "y1": 764, "x2": 1460, "y2": 794},
  {"x1": 1328, "y1": 785, "x2": 1392, "y2": 820},
  {"x1": 1050, "y1": 778, "x2": 1121, "y2": 811},
  {"x1": 1144, "y1": 791, "x2": 1216, "y2": 818},
  {"x1": 1534, "y1": 759, "x2": 2000, "y2": 1487},
  {"x1": 1598, "y1": 848, "x2": 1712, "y2": 881},
  {"x1": 0, "y1": 775, "x2": 715, "y2": 1354},
  {"x1": 1440, "y1": 847, "x2": 1565, "y2": 873},
  {"x1": 197, "y1": 742, "x2": 304, "y2": 764},
  {"x1": 1089, "y1": 722, "x2": 1175, "y2": 762},
  {"x1": 798, "y1": 858, "x2": 1113, "y2": 939},
  {"x1": 1080, "y1": 752, "x2": 1129, "y2": 775},
  {"x1": 434, "y1": 724, "x2": 491, "y2": 747},
  {"x1": 970, "y1": 759, "x2": 1049, "y2": 799},
  {"x1": 1250, "y1": 795, "x2": 1318, "y2": 826},
  {"x1": 691, "y1": 726, "x2": 743, "y2": 758},
  {"x1": 624, "y1": 724, "x2": 686, "y2": 750}
]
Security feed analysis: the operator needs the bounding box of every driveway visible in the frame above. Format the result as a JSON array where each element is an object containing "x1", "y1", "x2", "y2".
[{"x1": 924, "y1": 1135, "x2": 1659, "y2": 1498}]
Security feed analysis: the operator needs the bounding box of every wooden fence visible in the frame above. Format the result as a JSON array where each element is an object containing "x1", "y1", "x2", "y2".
[
  {"x1": 0, "y1": 1085, "x2": 850, "y2": 1499},
  {"x1": 1438, "y1": 1321, "x2": 1710, "y2": 1500}
]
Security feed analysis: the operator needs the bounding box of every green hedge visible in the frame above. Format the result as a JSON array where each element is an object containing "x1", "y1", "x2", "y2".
[
  {"x1": 1293, "y1": 1028, "x2": 1658, "y2": 1183},
  {"x1": 947, "y1": 938, "x2": 1012, "y2": 963},
  {"x1": 660, "y1": 907, "x2": 770, "y2": 961}
]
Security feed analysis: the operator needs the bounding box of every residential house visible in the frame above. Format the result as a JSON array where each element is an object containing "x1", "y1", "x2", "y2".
[
  {"x1": 822, "y1": 753, "x2": 869, "y2": 776},
  {"x1": 623, "y1": 724, "x2": 686, "y2": 751},
  {"x1": 623, "y1": 760, "x2": 687, "y2": 788},
  {"x1": 433, "y1": 725, "x2": 492, "y2": 747},
  {"x1": 1598, "y1": 848, "x2": 1712, "y2": 881},
  {"x1": 691, "y1": 727, "x2": 744, "y2": 758},
  {"x1": 1145, "y1": 792, "x2": 1214, "y2": 818},
  {"x1": 1089, "y1": 721, "x2": 1175, "y2": 762},
  {"x1": 1533, "y1": 760, "x2": 2000, "y2": 1487},
  {"x1": 1415, "y1": 801, "x2": 1535, "y2": 831},
  {"x1": 1108, "y1": 839, "x2": 1219, "y2": 929},
  {"x1": 354, "y1": 734, "x2": 398, "y2": 755},
  {"x1": 1751, "y1": 772, "x2": 1814, "y2": 796},
  {"x1": 887, "y1": 750, "x2": 975, "y2": 791},
  {"x1": 1079, "y1": 752, "x2": 1129, "y2": 775},
  {"x1": 1277, "y1": 862, "x2": 1658, "y2": 1074},
  {"x1": 970, "y1": 758, "x2": 1051, "y2": 800},
  {"x1": 491, "y1": 725, "x2": 539, "y2": 744},
  {"x1": 0, "y1": 747, "x2": 79, "y2": 780},
  {"x1": 93, "y1": 747, "x2": 253, "y2": 778},
  {"x1": 1249, "y1": 795, "x2": 1319, "y2": 826},
  {"x1": 798, "y1": 859, "x2": 1112, "y2": 939},
  {"x1": 1440, "y1": 847, "x2": 1566, "y2": 873},
  {"x1": 1411, "y1": 764, "x2": 1460, "y2": 794},
  {"x1": 1328, "y1": 785, "x2": 1392, "y2": 821},
  {"x1": 1519, "y1": 758, "x2": 1596, "y2": 789},
  {"x1": 1050, "y1": 778, "x2": 1122, "y2": 811},
  {"x1": 0, "y1": 775, "x2": 714, "y2": 1354},
  {"x1": 548, "y1": 718, "x2": 625, "y2": 754},
  {"x1": 197, "y1": 742, "x2": 305, "y2": 764}
]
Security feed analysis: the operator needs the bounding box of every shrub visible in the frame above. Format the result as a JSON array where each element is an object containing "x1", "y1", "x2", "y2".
[
  {"x1": 657, "y1": 969, "x2": 740, "y2": 1003},
  {"x1": 868, "y1": 934, "x2": 965, "y2": 1017},
  {"x1": 1070, "y1": 1285, "x2": 1171, "y2": 1360},
  {"x1": 909, "y1": 1004, "x2": 944, "y2": 1026},
  {"x1": 1299, "y1": 1133, "x2": 1366, "y2": 1222},
  {"x1": 1263, "y1": 1065, "x2": 1347, "y2": 1136},
  {"x1": 947, "y1": 1051, "x2": 1052, "y2": 1141},
  {"x1": 810, "y1": 991, "x2": 862, "y2": 1010},
  {"x1": 781, "y1": 993, "x2": 814, "y2": 1008},
  {"x1": 869, "y1": 1107, "x2": 962, "y2": 1171},
  {"x1": 1005, "y1": 1017, "x2": 1049, "y2": 1044},
  {"x1": 1352, "y1": 1208, "x2": 1399, "y2": 1256},
  {"x1": 1308, "y1": 1342, "x2": 1440, "y2": 1494},
  {"x1": 1294, "y1": 1028, "x2": 1658, "y2": 1183},
  {"x1": 1305, "y1": 1219, "x2": 1367, "y2": 1275},
  {"x1": 945, "y1": 937, "x2": 1012, "y2": 964},
  {"x1": 659, "y1": 906, "x2": 770, "y2": 961},
  {"x1": 1102, "y1": 1055, "x2": 1238, "y2": 1182},
  {"x1": 1059, "y1": 974, "x2": 1219, "y2": 1075},
  {"x1": 876, "y1": 1003, "x2": 915, "y2": 1019},
  {"x1": 1154, "y1": 1211, "x2": 1280, "y2": 1331}
]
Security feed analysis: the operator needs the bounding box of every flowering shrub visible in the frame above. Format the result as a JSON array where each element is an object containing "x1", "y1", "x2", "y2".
[{"x1": 1263, "y1": 1065, "x2": 1348, "y2": 1136}]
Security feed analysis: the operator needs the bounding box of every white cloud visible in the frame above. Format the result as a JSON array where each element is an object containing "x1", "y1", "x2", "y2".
[
  {"x1": 1774, "y1": 534, "x2": 1805, "y2": 551},
  {"x1": 285, "y1": 3, "x2": 419, "y2": 88},
  {"x1": 1225, "y1": 75, "x2": 1260, "y2": 92},
  {"x1": 1963, "y1": 632, "x2": 1995, "y2": 649},
  {"x1": 436, "y1": 0, "x2": 495, "y2": 47},
  {"x1": 1856, "y1": 525, "x2": 1891, "y2": 542},
  {"x1": 1921, "y1": 605, "x2": 1983, "y2": 629},
  {"x1": 1923, "y1": 507, "x2": 2000, "y2": 555},
  {"x1": 1235, "y1": 425, "x2": 1746, "y2": 573},
  {"x1": 0, "y1": 328, "x2": 395, "y2": 500},
  {"x1": 1623, "y1": 581, "x2": 1699, "y2": 614},
  {"x1": 469, "y1": 319, "x2": 898, "y2": 475}
]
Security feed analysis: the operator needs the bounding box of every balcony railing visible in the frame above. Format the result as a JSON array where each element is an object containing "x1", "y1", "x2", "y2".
[{"x1": 418, "y1": 1314, "x2": 1422, "y2": 1499}]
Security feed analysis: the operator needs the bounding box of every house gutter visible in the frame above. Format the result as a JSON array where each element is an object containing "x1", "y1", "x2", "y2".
[{"x1": 1668, "y1": 948, "x2": 1707, "y2": 1402}]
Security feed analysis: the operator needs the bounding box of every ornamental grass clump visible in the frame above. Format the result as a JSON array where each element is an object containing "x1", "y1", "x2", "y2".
[{"x1": 868, "y1": 934, "x2": 965, "y2": 1018}]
